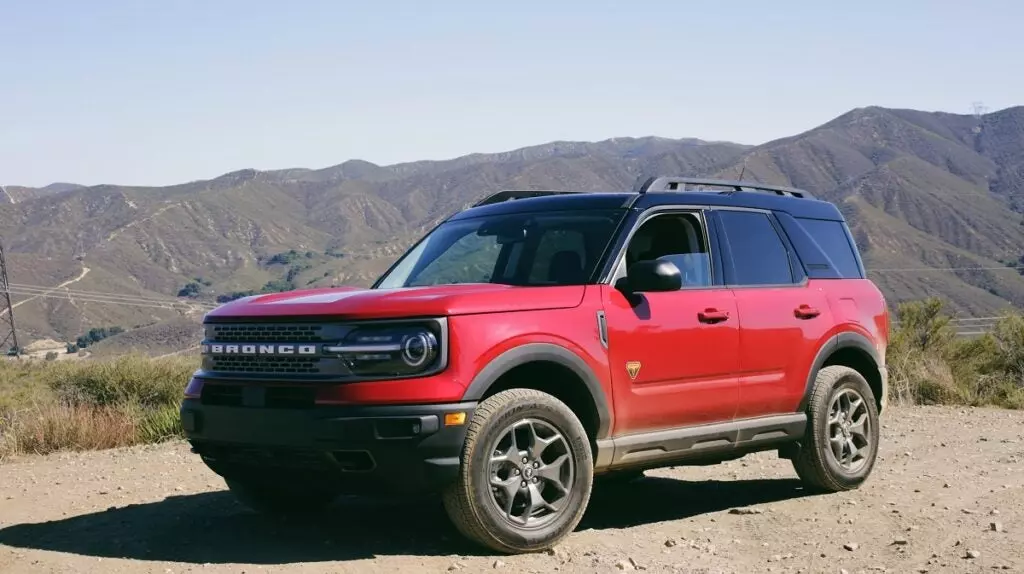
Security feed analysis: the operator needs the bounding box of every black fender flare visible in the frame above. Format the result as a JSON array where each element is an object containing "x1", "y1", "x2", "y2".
[
  {"x1": 461, "y1": 343, "x2": 613, "y2": 439},
  {"x1": 799, "y1": 331, "x2": 882, "y2": 412}
]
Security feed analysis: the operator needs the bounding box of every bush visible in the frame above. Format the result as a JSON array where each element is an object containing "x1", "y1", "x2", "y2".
[
  {"x1": 75, "y1": 326, "x2": 125, "y2": 349},
  {"x1": 47, "y1": 354, "x2": 195, "y2": 408},
  {"x1": 887, "y1": 297, "x2": 1024, "y2": 408},
  {"x1": 177, "y1": 282, "x2": 203, "y2": 297},
  {"x1": 216, "y1": 290, "x2": 257, "y2": 303},
  {"x1": 888, "y1": 298, "x2": 958, "y2": 405},
  {"x1": 1, "y1": 404, "x2": 139, "y2": 459},
  {"x1": 44, "y1": 351, "x2": 59, "y2": 362},
  {"x1": 265, "y1": 249, "x2": 301, "y2": 265},
  {"x1": 0, "y1": 354, "x2": 197, "y2": 460}
]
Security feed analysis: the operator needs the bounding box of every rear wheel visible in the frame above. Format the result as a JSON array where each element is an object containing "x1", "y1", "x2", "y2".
[
  {"x1": 792, "y1": 365, "x2": 880, "y2": 492},
  {"x1": 226, "y1": 477, "x2": 338, "y2": 516},
  {"x1": 442, "y1": 389, "x2": 593, "y2": 553}
]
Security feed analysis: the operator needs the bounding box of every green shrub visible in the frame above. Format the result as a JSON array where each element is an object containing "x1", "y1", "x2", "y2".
[
  {"x1": 137, "y1": 404, "x2": 183, "y2": 443},
  {"x1": 47, "y1": 354, "x2": 195, "y2": 408},
  {"x1": 887, "y1": 298, "x2": 1024, "y2": 408},
  {"x1": 0, "y1": 355, "x2": 196, "y2": 460},
  {"x1": 177, "y1": 282, "x2": 203, "y2": 297},
  {"x1": 75, "y1": 326, "x2": 125, "y2": 349}
]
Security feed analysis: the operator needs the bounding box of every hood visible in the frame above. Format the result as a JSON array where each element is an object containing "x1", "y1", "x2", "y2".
[{"x1": 204, "y1": 283, "x2": 587, "y2": 320}]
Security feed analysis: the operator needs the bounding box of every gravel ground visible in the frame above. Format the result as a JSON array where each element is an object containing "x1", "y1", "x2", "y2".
[{"x1": 1, "y1": 405, "x2": 1022, "y2": 574}]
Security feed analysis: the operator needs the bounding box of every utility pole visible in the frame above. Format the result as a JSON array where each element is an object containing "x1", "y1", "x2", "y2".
[{"x1": 0, "y1": 237, "x2": 19, "y2": 355}]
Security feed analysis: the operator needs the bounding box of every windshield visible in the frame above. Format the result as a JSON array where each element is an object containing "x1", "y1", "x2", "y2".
[{"x1": 374, "y1": 209, "x2": 625, "y2": 288}]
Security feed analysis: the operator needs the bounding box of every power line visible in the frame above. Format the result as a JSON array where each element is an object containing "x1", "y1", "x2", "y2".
[
  {"x1": 1, "y1": 288, "x2": 215, "y2": 311},
  {"x1": 7, "y1": 282, "x2": 216, "y2": 306},
  {"x1": 869, "y1": 265, "x2": 1024, "y2": 273},
  {"x1": 0, "y1": 238, "x2": 19, "y2": 353}
]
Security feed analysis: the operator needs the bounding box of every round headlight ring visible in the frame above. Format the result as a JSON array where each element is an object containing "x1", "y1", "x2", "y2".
[{"x1": 401, "y1": 331, "x2": 437, "y2": 367}]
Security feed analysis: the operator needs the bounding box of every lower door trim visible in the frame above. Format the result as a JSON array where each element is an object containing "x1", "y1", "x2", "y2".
[{"x1": 594, "y1": 413, "x2": 806, "y2": 470}]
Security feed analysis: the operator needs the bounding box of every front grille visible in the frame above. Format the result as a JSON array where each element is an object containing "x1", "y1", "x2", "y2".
[
  {"x1": 209, "y1": 355, "x2": 322, "y2": 374},
  {"x1": 200, "y1": 384, "x2": 316, "y2": 409},
  {"x1": 209, "y1": 324, "x2": 326, "y2": 343},
  {"x1": 200, "y1": 383, "x2": 241, "y2": 406},
  {"x1": 201, "y1": 322, "x2": 358, "y2": 378}
]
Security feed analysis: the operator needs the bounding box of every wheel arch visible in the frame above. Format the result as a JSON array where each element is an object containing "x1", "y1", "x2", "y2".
[
  {"x1": 800, "y1": 331, "x2": 886, "y2": 414},
  {"x1": 461, "y1": 343, "x2": 613, "y2": 443}
]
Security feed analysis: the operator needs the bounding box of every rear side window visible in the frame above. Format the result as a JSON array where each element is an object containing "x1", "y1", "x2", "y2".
[
  {"x1": 796, "y1": 217, "x2": 863, "y2": 278},
  {"x1": 717, "y1": 210, "x2": 794, "y2": 286}
]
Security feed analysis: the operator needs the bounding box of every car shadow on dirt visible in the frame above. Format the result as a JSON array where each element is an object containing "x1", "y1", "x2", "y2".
[{"x1": 0, "y1": 476, "x2": 816, "y2": 564}]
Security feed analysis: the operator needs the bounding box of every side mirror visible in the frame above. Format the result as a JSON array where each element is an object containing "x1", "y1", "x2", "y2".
[{"x1": 626, "y1": 259, "x2": 682, "y2": 292}]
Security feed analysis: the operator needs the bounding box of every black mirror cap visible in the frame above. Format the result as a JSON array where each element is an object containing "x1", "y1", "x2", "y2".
[{"x1": 627, "y1": 259, "x2": 682, "y2": 292}]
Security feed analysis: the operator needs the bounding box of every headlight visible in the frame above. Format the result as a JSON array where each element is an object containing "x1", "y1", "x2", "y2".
[{"x1": 325, "y1": 321, "x2": 445, "y2": 377}]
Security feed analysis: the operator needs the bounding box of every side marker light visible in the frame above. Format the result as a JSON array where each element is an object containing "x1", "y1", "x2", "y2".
[{"x1": 444, "y1": 412, "x2": 467, "y2": 426}]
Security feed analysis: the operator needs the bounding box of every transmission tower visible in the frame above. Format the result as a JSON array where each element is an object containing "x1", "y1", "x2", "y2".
[{"x1": 0, "y1": 237, "x2": 20, "y2": 355}]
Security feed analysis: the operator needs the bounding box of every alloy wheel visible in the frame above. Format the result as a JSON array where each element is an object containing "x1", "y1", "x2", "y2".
[
  {"x1": 487, "y1": 417, "x2": 575, "y2": 528},
  {"x1": 827, "y1": 388, "x2": 871, "y2": 472}
]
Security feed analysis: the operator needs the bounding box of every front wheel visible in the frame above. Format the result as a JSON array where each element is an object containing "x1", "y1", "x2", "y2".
[
  {"x1": 442, "y1": 389, "x2": 593, "y2": 553},
  {"x1": 792, "y1": 365, "x2": 880, "y2": 492}
]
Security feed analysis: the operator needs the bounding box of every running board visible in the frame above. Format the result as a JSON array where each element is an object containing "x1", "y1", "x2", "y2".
[{"x1": 594, "y1": 413, "x2": 806, "y2": 470}]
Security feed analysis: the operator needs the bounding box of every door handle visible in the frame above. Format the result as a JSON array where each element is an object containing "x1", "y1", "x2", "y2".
[
  {"x1": 698, "y1": 308, "x2": 730, "y2": 323},
  {"x1": 794, "y1": 304, "x2": 821, "y2": 319}
]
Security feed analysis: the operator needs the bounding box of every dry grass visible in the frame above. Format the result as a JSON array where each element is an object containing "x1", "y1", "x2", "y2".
[
  {"x1": 888, "y1": 298, "x2": 1024, "y2": 409},
  {"x1": 1, "y1": 404, "x2": 138, "y2": 458},
  {"x1": 0, "y1": 354, "x2": 197, "y2": 461}
]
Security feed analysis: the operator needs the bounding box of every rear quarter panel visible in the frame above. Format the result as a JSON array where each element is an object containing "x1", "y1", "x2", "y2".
[{"x1": 821, "y1": 278, "x2": 889, "y2": 364}]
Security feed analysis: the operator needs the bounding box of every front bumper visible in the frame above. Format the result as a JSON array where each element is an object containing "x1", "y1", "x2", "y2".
[{"x1": 180, "y1": 398, "x2": 476, "y2": 495}]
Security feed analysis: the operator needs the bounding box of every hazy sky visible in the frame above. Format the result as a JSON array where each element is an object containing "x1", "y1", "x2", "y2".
[{"x1": 2, "y1": 0, "x2": 1021, "y2": 187}]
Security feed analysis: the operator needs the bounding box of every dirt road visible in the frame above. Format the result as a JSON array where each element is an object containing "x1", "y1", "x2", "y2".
[{"x1": 1, "y1": 405, "x2": 1022, "y2": 573}]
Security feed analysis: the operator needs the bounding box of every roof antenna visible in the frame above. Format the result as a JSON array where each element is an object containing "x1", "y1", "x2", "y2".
[{"x1": 735, "y1": 156, "x2": 767, "y2": 186}]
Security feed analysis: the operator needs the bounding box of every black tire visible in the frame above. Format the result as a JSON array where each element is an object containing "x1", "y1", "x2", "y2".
[
  {"x1": 442, "y1": 388, "x2": 593, "y2": 553},
  {"x1": 226, "y1": 477, "x2": 338, "y2": 516},
  {"x1": 792, "y1": 365, "x2": 880, "y2": 492}
]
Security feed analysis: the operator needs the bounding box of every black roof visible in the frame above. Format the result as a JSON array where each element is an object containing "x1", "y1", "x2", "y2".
[{"x1": 452, "y1": 186, "x2": 844, "y2": 222}]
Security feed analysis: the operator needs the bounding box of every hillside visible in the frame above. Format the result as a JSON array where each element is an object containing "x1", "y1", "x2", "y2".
[{"x1": 2, "y1": 106, "x2": 1024, "y2": 353}]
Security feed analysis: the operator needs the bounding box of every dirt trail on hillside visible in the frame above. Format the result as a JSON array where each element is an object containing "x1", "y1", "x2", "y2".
[
  {"x1": 2, "y1": 266, "x2": 90, "y2": 315},
  {"x1": 1, "y1": 405, "x2": 1022, "y2": 573}
]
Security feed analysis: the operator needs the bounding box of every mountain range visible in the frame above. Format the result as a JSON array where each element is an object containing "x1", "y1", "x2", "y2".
[{"x1": 2, "y1": 104, "x2": 1023, "y2": 354}]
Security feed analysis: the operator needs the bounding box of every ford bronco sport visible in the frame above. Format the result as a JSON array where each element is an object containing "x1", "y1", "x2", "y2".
[{"x1": 180, "y1": 176, "x2": 888, "y2": 553}]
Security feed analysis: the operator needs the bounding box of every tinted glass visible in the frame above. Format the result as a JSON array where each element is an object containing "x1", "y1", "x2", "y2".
[
  {"x1": 797, "y1": 217, "x2": 863, "y2": 278},
  {"x1": 374, "y1": 210, "x2": 624, "y2": 288},
  {"x1": 718, "y1": 210, "x2": 794, "y2": 285},
  {"x1": 625, "y1": 213, "x2": 712, "y2": 288},
  {"x1": 528, "y1": 229, "x2": 588, "y2": 284}
]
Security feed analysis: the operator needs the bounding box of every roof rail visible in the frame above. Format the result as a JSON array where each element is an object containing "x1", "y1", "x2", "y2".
[
  {"x1": 472, "y1": 190, "x2": 585, "y2": 207},
  {"x1": 633, "y1": 176, "x2": 813, "y2": 199}
]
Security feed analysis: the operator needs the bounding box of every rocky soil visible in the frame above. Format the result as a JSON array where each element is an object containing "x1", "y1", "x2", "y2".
[{"x1": 1, "y1": 405, "x2": 1022, "y2": 573}]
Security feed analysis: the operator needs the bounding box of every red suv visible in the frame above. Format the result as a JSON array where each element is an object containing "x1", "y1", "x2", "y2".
[{"x1": 180, "y1": 176, "x2": 889, "y2": 553}]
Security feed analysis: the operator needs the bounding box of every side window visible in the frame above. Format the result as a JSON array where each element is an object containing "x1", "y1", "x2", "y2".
[
  {"x1": 528, "y1": 229, "x2": 588, "y2": 285},
  {"x1": 624, "y1": 212, "x2": 712, "y2": 288},
  {"x1": 796, "y1": 217, "x2": 863, "y2": 278},
  {"x1": 717, "y1": 210, "x2": 795, "y2": 286}
]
